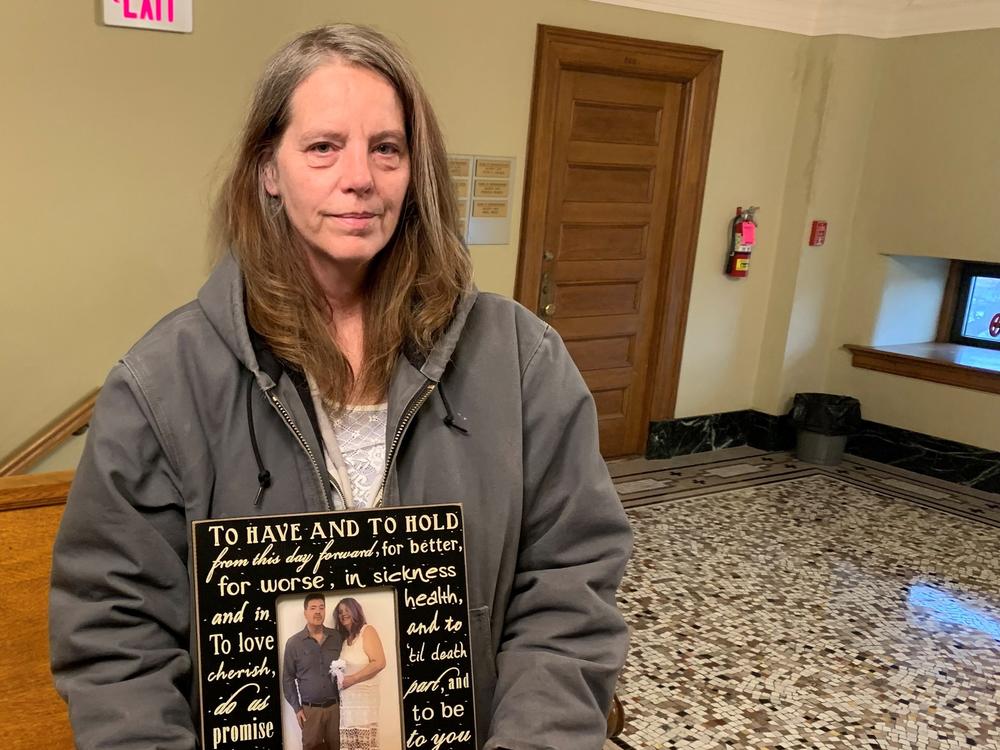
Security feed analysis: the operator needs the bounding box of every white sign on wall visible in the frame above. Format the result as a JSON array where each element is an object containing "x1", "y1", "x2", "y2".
[
  {"x1": 448, "y1": 154, "x2": 515, "y2": 246},
  {"x1": 102, "y1": 0, "x2": 193, "y2": 33}
]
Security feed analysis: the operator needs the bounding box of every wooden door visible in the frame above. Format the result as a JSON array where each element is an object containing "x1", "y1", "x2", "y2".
[{"x1": 516, "y1": 27, "x2": 721, "y2": 458}]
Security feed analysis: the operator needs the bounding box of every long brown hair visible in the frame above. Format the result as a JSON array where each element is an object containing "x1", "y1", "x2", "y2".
[{"x1": 214, "y1": 25, "x2": 471, "y2": 406}]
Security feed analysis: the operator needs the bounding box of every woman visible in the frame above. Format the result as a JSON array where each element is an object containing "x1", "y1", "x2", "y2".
[
  {"x1": 49, "y1": 24, "x2": 631, "y2": 750},
  {"x1": 334, "y1": 599, "x2": 386, "y2": 750}
]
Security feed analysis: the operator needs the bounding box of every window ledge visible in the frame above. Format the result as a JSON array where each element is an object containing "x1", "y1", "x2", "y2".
[{"x1": 845, "y1": 343, "x2": 1000, "y2": 395}]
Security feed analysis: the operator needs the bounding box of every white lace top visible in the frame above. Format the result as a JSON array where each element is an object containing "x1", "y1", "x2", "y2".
[
  {"x1": 328, "y1": 402, "x2": 387, "y2": 508},
  {"x1": 306, "y1": 374, "x2": 387, "y2": 510}
]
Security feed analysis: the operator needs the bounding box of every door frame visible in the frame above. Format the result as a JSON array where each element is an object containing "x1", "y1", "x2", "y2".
[{"x1": 514, "y1": 25, "x2": 722, "y2": 447}]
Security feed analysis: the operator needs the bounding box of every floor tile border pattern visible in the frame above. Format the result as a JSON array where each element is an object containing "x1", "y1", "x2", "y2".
[{"x1": 612, "y1": 450, "x2": 1000, "y2": 529}]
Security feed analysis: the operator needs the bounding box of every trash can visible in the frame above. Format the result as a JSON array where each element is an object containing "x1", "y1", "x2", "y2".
[{"x1": 791, "y1": 393, "x2": 861, "y2": 466}]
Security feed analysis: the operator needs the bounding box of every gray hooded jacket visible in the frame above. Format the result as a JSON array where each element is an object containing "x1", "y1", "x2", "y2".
[{"x1": 50, "y1": 255, "x2": 632, "y2": 750}]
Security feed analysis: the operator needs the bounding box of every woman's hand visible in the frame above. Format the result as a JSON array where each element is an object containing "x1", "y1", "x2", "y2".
[{"x1": 341, "y1": 673, "x2": 356, "y2": 690}]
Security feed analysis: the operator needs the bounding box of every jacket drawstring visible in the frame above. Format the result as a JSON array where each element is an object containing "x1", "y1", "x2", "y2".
[
  {"x1": 438, "y1": 380, "x2": 469, "y2": 434},
  {"x1": 246, "y1": 376, "x2": 272, "y2": 505}
]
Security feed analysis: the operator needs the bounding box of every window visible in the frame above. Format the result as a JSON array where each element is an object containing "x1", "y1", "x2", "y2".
[{"x1": 941, "y1": 262, "x2": 1000, "y2": 352}]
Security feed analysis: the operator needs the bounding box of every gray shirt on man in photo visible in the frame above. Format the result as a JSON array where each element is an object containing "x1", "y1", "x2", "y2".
[{"x1": 281, "y1": 626, "x2": 343, "y2": 712}]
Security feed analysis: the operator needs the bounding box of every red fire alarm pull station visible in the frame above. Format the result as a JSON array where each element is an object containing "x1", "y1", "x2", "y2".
[
  {"x1": 725, "y1": 206, "x2": 759, "y2": 278},
  {"x1": 809, "y1": 220, "x2": 828, "y2": 246}
]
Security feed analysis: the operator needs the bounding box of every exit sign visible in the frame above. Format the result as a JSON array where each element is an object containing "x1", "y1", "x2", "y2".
[{"x1": 103, "y1": 0, "x2": 193, "y2": 33}]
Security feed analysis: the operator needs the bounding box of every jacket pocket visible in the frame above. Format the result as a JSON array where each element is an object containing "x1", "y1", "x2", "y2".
[{"x1": 468, "y1": 604, "x2": 496, "y2": 746}]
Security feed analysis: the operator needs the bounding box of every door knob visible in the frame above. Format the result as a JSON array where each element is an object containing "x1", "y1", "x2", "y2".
[{"x1": 538, "y1": 272, "x2": 555, "y2": 317}]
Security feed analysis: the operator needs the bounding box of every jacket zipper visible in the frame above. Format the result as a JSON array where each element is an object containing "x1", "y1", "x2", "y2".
[
  {"x1": 372, "y1": 381, "x2": 436, "y2": 508},
  {"x1": 266, "y1": 389, "x2": 340, "y2": 511}
]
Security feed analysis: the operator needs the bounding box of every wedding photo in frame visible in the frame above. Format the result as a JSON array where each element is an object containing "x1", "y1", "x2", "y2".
[
  {"x1": 276, "y1": 589, "x2": 402, "y2": 750},
  {"x1": 191, "y1": 504, "x2": 476, "y2": 750}
]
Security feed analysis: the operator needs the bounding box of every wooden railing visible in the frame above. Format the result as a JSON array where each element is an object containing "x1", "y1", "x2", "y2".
[
  {"x1": 0, "y1": 388, "x2": 99, "y2": 476},
  {"x1": 0, "y1": 471, "x2": 74, "y2": 749},
  {"x1": 0, "y1": 470, "x2": 74, "y2": 510}
]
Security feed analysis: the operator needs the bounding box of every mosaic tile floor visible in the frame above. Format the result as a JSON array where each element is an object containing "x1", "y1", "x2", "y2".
[{"x1": 610, "y1": 451, "x2": 1000, "y2": 750}]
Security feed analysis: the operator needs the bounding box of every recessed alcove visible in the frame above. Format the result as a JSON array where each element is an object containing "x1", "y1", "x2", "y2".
[{"x1": 847, "y1": 255, "x2": 1000, "y2": 393}]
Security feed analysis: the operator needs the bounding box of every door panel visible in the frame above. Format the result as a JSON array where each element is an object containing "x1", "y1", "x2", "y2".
[
  {"x1": 563, "y1": 164, "x2": 656, "y2": 203},
  {"x1": 566, "y1": 141, "x2": 663, "y2": 166},
  {"x1": 564, "y1": 336, "x2": 634, "y2": 371},
  {"x1": 570, "y1": 101, "x2": 662, "y2": 145},
  {"x1": 551, "y1": 260, "x2": 646, "y2": 283},
  {"x1": 554, "y1": 282, "x2": 641, "y2": 318},
  {"x1": 557, "y1": 224, "x2": 647, "y2": 261},
  {"x1": 555, "y1": 315, "x2": 640, "y2": 339},
  {"x1": 592, "y1": 389, "x2": 625, "y2": 416},
  {"x1": 582, "y1": 368, "x2": 633, "y2": 390}
]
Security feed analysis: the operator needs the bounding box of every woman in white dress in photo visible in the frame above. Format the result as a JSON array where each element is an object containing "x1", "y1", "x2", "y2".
[{"x1": 335, "y1": 598, "x2": 386, "y2": 750}]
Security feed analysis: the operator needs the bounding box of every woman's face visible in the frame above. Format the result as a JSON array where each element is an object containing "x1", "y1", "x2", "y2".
[
  {"x1": 337, "y1": 604, "x2": 354, "y2": 630},
  {"x1": 264, "y1": 60, "x2": 410, "y2": 275}
]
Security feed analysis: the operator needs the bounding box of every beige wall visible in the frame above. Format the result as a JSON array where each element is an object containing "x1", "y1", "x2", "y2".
[
  {"x1": 3, "y1": 1, "x2": 998, "y2": 467},
  {"x1": 753, "y1": 35, "x2": 884, "y2": 415},
  {"x1": 849, "y1": 30, "x2": 1000, "y2": 263},
  {"x1": 2, "y1": 0, "x2": 810, "y2": 463},
  {"x1": 824, "y1": 30, "x2": 1000, "y2": 450}
]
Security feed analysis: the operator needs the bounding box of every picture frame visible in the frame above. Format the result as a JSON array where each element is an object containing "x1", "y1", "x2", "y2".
[{"x1": 191, "y1": 504, "x2": 477, "y2": 750}]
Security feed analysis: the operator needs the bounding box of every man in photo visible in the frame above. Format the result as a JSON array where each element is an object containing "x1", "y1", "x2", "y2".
[{"x1": 282, "y1": 593, "x2": 343, "y2": 750}]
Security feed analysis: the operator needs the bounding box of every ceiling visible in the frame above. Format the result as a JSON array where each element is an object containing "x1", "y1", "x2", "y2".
[{"x1": 588, "y1": 0, "x2": 1000, "y2": 37}]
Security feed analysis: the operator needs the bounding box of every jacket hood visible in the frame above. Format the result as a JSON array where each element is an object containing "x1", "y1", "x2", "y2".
[
  {"x1": 197, "y1": 253, "x2": 267, "y2": 385},
  {"x1": 196, "y1": 251, "x2": 479, "y2": 388}
]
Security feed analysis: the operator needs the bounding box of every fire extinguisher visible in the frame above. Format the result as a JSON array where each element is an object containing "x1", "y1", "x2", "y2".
[{"x1": 725, "y1": 206, "x2": 758, "y2": 278}]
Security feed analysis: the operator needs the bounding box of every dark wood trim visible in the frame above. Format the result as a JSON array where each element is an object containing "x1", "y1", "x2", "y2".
[
  {"x1": 647, "y1": 44, "x2": 722, "y2": 421},
  {"x1": 513, "y1": 25, "x2": 552, "y2": 304},
  {"x1": 935, "y1": 260, "x2": 963, "y2": 342},
  {"x1": 0, "y1": 470, "x2": 73, "y2": 512},
  {"x1": 0, "y1": 388, "x2": 99, "y2": 476},
  {"x1": 514, "y1": 25, "x2": 723, "y2": 429},
  {"x1": 845, "y1": 343, "x2": 1000, "y2": 395}
]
